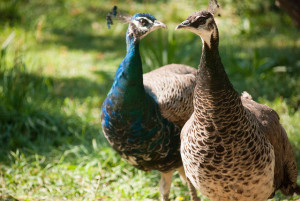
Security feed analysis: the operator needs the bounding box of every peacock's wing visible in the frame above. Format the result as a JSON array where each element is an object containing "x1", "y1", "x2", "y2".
[{"x1": 143, "y1": 64, "x2": 196, "y2": 127}]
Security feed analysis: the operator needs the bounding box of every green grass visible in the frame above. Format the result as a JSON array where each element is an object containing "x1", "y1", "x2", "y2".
[{"x1": 0, "y1": 0, "x2": 300, "y2": 200}]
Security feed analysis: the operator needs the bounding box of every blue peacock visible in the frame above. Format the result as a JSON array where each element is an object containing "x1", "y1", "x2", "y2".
[{"x1": 101, "y1": 12, "x2": 198, "y2": 200}]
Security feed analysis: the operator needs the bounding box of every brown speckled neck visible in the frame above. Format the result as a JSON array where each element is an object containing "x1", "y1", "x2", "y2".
[
  {"x1": 196, "y1": 26, "x2": 232, "y2": 91},
  {"x1": 194, "y1": 26, "x2": 242, "y2": 117}
]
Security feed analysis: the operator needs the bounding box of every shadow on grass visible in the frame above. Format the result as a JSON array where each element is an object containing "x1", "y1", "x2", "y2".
[
  {"x1": 0, "y1": 69, "x2": 114, "y2": 101},
  {"x1": 51, "y1": 71, "x2": 113, "y2": 101},
  {"x1": 0, "y1": 70, "x2": 114, "y2": 162},
  {"x1": 0, "y1": 101, "x2": 110, "y2": 162},
  {"x1": 41, "y1": 28, "x2": 126, "y2": 55}
]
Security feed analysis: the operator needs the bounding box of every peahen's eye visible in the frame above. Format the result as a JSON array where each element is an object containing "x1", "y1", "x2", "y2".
[
  {"x1": 191, "y1": 16, "x2": 207, "y2": 28},
  {"x1": 140, "y1": 19, "x2": 149, "y2": 26},
  {"x1": 197, "y1": 17, "x2": 206, "y2": 25}
]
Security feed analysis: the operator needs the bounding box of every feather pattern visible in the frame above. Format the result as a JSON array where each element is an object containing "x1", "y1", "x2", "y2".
[
  {"x1": 144, "y1": 64, "x2": 196, "y2": 127},
  {"x1": 177, "y1": 10, "x2": 299, "y2": 201}
]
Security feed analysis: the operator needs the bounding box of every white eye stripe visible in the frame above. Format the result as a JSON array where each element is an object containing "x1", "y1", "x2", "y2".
[
  {"x1": 205, "y1": 18, "x2": 213, "y2": 26},
  {"x1": 135, "y1": 17, "x2": 153, "y2": 24},
  {"x1": 192, "y1": 16, "x2": 201, "y2": 23},
  {"x1": 131, "y1": 20, "x2": 149, "y2": 33},
  {"x1": 182, "y1": 20, "x2": 189, "y2": 24}
]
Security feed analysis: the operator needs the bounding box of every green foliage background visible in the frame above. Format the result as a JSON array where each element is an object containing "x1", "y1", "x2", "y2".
[{"x1": 0, "y1": 0, "x2": 299, "y2": 200}]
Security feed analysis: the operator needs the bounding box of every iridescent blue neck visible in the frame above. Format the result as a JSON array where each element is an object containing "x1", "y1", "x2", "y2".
[{"x1": 107, "y1": 30, "x2": 145, "y2": 109}]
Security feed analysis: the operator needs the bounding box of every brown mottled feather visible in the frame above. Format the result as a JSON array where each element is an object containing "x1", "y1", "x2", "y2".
[
  {"x1": 144, "y1": 64, "x2": 196, "y2": 127},
  {"x1": 143, "y1": 63, "x2": 200, "y2": 200},
  {"x1": 242, "y1": 96, "x2": 299, "y2": 196}
]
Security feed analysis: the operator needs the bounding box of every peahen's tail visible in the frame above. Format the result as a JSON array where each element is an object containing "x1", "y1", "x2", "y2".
[{"x1": 294, "y1": 185, "x2": 300, "y2": 195}]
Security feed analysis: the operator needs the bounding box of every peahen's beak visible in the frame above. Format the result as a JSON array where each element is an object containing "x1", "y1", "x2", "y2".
[
  {"x1": 153, "y1": 20, "x2": 167, "y2": 29},
  {"x1": 175, "y1": 20, "x2": 191, "y2": 30}
]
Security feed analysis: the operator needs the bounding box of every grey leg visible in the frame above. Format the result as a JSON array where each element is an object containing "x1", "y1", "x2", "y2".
[
  {"x1": 160, "y1": 170, "x2": 173, "y2": 201},
  {"x1": 187, "y1": 177, "x2": 201, "y2": 201},
  {"x1": 177, "y1": 166, "x2": 187, "y2": 185},
  {"x1": 177, "y1": 166, "x2": 200, "y2": 201}
]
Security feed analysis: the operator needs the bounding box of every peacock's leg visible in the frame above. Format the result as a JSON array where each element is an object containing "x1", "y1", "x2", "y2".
[
  {"x1": 160, "y1": 170, "x2": 173, "y2": 201},
  {"x1": 177, "y1": 166, "x2": 187, "y2": 185}
]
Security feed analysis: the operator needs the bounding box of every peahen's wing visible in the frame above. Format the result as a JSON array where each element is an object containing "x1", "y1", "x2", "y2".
[
  {"x1": 143, "y1": 64, "x2": 196, "y2": 127},
  {"x1": 241, "y1": 93, "x2": 299, "y2": 196}
]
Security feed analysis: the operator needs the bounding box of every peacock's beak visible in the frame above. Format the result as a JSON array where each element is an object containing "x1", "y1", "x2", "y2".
[
  {"x1": 175, "y1": 20, "x2": 191, "y2": 30},
  {"x1": 153, "y1": 20, "x2": 167, "y2": 29}
]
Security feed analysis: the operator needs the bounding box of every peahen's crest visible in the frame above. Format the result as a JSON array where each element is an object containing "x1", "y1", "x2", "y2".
[{"x1": 208, "y1": 0, "x2": 220, "y2": 16}]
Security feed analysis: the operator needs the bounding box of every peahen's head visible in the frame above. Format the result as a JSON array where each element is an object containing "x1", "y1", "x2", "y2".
[
  {"x1": 127, "y1": 13, "x2": 166, "y2": 41},
  {"x1": 176, "y1": 11, "x2": 218, "y2": 48}
]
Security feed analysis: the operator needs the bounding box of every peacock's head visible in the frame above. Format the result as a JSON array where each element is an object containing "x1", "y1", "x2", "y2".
[
  {"x1": 127, "y1": 13, "x2": 166, "y2": 41},
  {"x1": 175, "y1": 10, "x2": 218, "y2": 48}
]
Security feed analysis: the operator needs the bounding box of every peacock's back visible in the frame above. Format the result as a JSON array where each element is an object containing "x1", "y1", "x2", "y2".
[{"x1": 144, "y1": 64, "x2": 196, "y2": 127}]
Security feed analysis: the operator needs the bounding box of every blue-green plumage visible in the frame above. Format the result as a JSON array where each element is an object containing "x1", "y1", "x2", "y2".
[
  {"x1": 112, "y1": 6, "x2": 117, "y2": 17},
  {"x1": 106, "y1": 13, "x2": 113, "y2": 29},
  {"x1": 101, "y1": 14, "x2": 181, "y2": 171}
]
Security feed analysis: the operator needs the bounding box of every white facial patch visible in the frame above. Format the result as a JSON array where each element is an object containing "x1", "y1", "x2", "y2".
[
  {"x1": 203, "y1": 17, "x2": 213, "y2": 28},
  {"x1": 131, "y1": 17, "x2": 153, "y2": 37},
  {"x1": 195, "y1": 17, "x2": 215, "y2": 48},
  {"x1": 200, "y1": 29, "x2": 213, "y2": 48}
]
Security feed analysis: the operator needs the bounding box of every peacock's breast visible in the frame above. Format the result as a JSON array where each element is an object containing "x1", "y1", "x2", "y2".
[{"x1": 101, "y1": 98, "x2": 182, "y2": 172}]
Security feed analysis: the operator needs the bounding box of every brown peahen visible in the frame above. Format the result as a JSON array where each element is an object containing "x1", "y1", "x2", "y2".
[{"x1": 176, "y1": 6, "x2": 300, "y2": 201}]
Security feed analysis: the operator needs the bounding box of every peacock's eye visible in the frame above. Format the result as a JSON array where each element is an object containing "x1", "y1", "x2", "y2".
[{"x1": 140, "y1": 18, "x2": 149, "y2": 26}]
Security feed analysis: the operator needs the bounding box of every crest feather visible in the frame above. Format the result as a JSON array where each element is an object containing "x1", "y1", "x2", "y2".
[
  {"x1": 106, "y1": 5, "x2": 132, "y2": 29},
  {"x1": 208, "y1": 0, "x2": 220, "y2": 15}
]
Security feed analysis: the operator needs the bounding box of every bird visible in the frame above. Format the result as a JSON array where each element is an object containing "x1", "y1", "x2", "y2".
[
  {"x1": 176, "y1": 6, "x2": 300, "y2": 201},
  {"x1": 101, "y1": 12, "x2": 199, "y2": 201}
]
